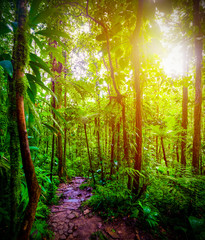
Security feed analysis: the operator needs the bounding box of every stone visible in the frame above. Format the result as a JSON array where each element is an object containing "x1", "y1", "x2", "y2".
[
  {"x1": 58, "y1": 225, "x2": 64, "y2": 230},
  {"x1": 84, "y1": 209, "x2": 90, "y2": 215},
  {"x1": 64, "y1": 199, "x2": 79, "y2": 203},
  {"x1": 73, "y1": 231, "x2": 78, "y2": 237},
  {"x1": 69, "y1": 223, "x2": 75, "y2": 229},
  {"x1": 67, "y1": 210, "x2": 72, "y2": 215},
  {"x1": 59, "y1": 230, "x2": 64, "y2": 235},
  {"x1": 98, "y1": 223, "x2": 102, "y2": 229},
  {"x1": 68, "y1": 229, "x2": 73, "y2": 234},
  {"x1": 60, "y1": 235, "x2": 66, "y2": 240},
  {"x1": 67, "y1": 213, "x2": 76, "y2": 220}
]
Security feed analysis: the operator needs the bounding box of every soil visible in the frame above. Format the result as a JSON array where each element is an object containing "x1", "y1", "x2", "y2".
[{"x1": 47, "y1": 177, "x2": 141, "y2": 240}]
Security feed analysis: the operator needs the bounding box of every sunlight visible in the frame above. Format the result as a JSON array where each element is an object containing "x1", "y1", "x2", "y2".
[{"x1": 162, "y1": 44, "x2": 184, "y2": 77}]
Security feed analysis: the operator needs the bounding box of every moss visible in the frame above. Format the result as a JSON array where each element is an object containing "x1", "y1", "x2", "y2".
[{"x1": 14, "y1": 20, "x2": 29, "y2": 95}]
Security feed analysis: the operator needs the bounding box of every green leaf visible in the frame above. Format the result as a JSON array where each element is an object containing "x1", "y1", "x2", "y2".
[
  {"x1": 30, "y1": 53, "x2": 52, "y2": 75},
  {"x1": 29, "y1": 60, "x2": 52, "y2": 76},
  {"x1": 26, "y1": 74, "x2": 56, "y2": 100},
  {"x1": 31, "y1": 34, "x2": 44, "y2": 50},
  {"x1": 29, "y1": 7, "x2": 57, "y2": 26},
  {"x1": 29, "y1": 146, "x2": 39, "y2": 151},
  {"x1": 96, "y1": 33, "x2": 107, "y2": 41},
  {"x1": 0, "y1": 22, "x2": 12, "y2": 35},
  {"x1": 29, "y1": 0, "x2": 43, "y2": 21},
  {"x1": 36, "y1": 29, "x2": 70, "y2": 40},
  {"x1": 0, "y1": 60, "x2": 13, "y2": 77},
  {"x1": 11, "y1": 22, "x2": 18, "y2": 32},
  {"x1": 188, "y1": 216, "x2": 205, "y2": 233},
  {"x1": 30, "y1": 61, "x2": 41, "y2": 79},
  {"x1": 27, "y1": 87, "x2": 36, "y2": 104},
  {"x1": 42, "y1": 123, "x2": 59, "y2": 135},
  {"x1": 111, "y1": 23, "x2": 122, "y2": 36},
  {"x1": 143, "y1": 206, "x2": 151, "y2": 215}
]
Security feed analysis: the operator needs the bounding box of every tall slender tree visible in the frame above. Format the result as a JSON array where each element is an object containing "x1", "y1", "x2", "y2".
[
  {"x1": 192, "y1": 0, "x2": 203, "y2": 173},
  {"x1": 132, "y1": 0, "x2": 143, "y2": 192},
  {"x1": 14, "y1": 1, "x2": 41, "y2": 239}
]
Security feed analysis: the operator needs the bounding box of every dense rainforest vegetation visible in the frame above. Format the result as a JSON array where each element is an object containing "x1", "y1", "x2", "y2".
[{"x1": 0, "y1": 0, "x2": 205, "y2": 239}]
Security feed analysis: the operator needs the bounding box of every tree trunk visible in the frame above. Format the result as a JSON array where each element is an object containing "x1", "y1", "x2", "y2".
[
  {"x1": 116, "y1": 118, "x2": 121, "y2": 174},
  {"x1": 84, "y1": 123, "x2": 95, "y2": 185},
  {"x1": 132, "y1": 0, "x2": 143, "y2": 192},
  {"x1": 121, "y1": 101, "x2": 131, "y2": 189},
  {"x1": 8, "y1": 11, "x2": 21, "y2": 236},
  {"x1": 161, "y1": 137, "x2": 169, "y2": 175},
  {"x1": 63, "y1": 51, "x2": 67, "y2": 175},
  {"x1": 50, "y1": 77, "x2": 55, "y2": 182},
  {"x1": 192, "y1": 0, "x2": 203, "y2": 173},
  {"x1": 181, "y1": 85, "x2": 188, "y2": 166},
  {"x1": 15, "y1": 1, "x2": 41, "y2": 239},
  {"x1": 110, "y1": 119, "x2": 115, "y2": 177},
  {"x1": 9, "y1": 72, "x2": 21, "y2": 239}
]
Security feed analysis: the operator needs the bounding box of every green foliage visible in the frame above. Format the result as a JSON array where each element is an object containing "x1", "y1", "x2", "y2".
[
  {"x1": 30, "y1": 219, "x2": 53, "y2": 240},
  {"x1": 137, "y1": 201, "x2": 159, "y2": 228},
  {"x1": 138, "y1": 170, "x2": 205, "y2": 237},
  {"x1": 90, "y1": 231, "x2": 109, "y2": 240},
  {"x1": 86, "y1": 181, "x2": 134, "y2": 218},
  {"x1": 0, "y1": 60, "x2": 13, "y2": 77},
  {"x1": 79, "y1": 182, "x2": 90, "y2": 190}
]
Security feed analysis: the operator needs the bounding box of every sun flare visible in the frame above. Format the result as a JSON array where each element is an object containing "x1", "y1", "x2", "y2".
[{"x1": 162, "y1": 44, "x2": 184, "y2": 77}]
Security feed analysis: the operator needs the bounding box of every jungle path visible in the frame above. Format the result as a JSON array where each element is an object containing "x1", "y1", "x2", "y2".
[{"x1": 48, "y1": 177, "x2": 138, "y2": 240}]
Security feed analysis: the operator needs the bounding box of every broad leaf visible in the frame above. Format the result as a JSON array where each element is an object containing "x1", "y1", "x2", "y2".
[
  {"x1": 31, "y1": 34, "x2": 44, "y2": 50},
  {"x1": 29, "y1": 7, "x2": 57, "y2": 26},
  {"x1": 30, "y1": 53, "x2": 52, "y2": 75},
  {"x1": 26, "y1": 74, "x2": 56, "y2": 100},
  {"x1": 42, "y1": 123, "x2": 59, "y2": 135},
  {"x1": 29, "y1": 60, "x2": 52, "y2": 75},
  {"x1": 29, "y1": 0, "x2": 43, "y2": 21},
  {"x1": 36, "y1": 29, "x2": 70, "y2": 40},
  {"x1": 30, "y1": 61, "x2": 41, "y2": 79},
  {"x1": 29, "y1": 146, "x2": 39, "y2": 151},
  {"x1": 0, "y1": 60, "x2": 13, "y2": 77},
  {"x1": 96, "y1": 33, "x2": 106, "y2": 41},
  {"x1": 27, "y1": 87, "x2": 36, "y2": 104},
  {"x1": 0, "y1": 22, "x2": 12, "y2": 35}
]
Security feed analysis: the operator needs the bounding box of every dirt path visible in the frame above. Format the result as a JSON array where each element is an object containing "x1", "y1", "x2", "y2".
[{"x1": 48, "y1": 177, "x2": 137, "y2": 240}]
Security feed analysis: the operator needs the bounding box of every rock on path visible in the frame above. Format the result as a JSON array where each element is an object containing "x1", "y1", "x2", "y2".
[{"x1": 48, "y1": 177, "x2": 137, "y2": 240}]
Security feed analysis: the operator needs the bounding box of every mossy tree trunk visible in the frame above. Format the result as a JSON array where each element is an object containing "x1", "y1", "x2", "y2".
[
  {"x1": 8, "y1": 65, "x2": 21, "y2": 239},
  {"x1": 15, "y1": 1, "x2": 41, "y2": 239},
  {"x1": 50, "y1": 40, "x2": 64, "y2": 181},
  {"x1": 8, "y1": 8, "x2": 21, "y2": 237}
]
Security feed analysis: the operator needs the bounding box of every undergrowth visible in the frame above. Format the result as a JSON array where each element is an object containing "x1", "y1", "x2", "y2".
[{"x1": 84, "y1": 167, "x2": 205, "y2": 240}]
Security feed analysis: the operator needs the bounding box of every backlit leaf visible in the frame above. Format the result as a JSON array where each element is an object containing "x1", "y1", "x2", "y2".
[{"x1": 0, "y1": 60, "x2": 13, "y2": 77}]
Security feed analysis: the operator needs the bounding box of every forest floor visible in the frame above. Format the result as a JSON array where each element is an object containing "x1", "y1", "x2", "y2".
[{"x1": 47, "y1": 177, "x2": 150, "y2": 240}]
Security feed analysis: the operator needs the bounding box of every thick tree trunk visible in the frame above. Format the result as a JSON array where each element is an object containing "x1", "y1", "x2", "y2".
[
  {"x1": 8, "y1": 12, "x2": 21, "y2": 235},
  {"x1": 192, "y1": 0, "x2": 203, "y2": 173},
  {"x1": 15, "y1": 2, "x2": 41, "y2": 239},
  {"x1": 132, "y1": 0, "x2": 143, "y2": 192},
  {"x1": 8, "y1": 75, "x2": 21, "y2": 238}
]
